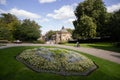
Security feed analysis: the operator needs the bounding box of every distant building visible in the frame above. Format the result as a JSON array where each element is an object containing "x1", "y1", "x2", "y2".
[{"x1": 53, "y1": 26, "x2": 72, "y2": 44}]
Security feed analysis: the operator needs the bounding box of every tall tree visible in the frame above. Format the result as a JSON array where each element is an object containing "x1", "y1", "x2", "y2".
[
  {"x1": 73, "y1": 15, "x2": 96, "y2": 39},
  {"x1": 109, "y1": 10, "x2": 120, "y2": 41},
  {"x1": 45, "y1": 30, "x2": 56, "y2": 40},
  {"x1": 0, "y1": 13, "x2": 20, "y2": 40},
  {"x1": 66, "y1": 28, "x2": 73, "y2": 34},
  {"x1": 14, "y1": 19, "x2": 41, "y2": 41},
  {"x1": 0, "y1": 26, "x2": 12, "y2": 40},
  {"x1": 73, "y1": 0, "x2": 107, "y2": 38}
]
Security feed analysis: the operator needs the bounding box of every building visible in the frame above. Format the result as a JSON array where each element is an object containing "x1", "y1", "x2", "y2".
[{"x1": 54, "y1": 26, "x2": 72, "y2": 44}]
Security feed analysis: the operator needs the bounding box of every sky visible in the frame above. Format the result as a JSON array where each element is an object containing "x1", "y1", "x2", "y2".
[{"x1": 0, "y1": 0, "x2": 120, "y2": 35}]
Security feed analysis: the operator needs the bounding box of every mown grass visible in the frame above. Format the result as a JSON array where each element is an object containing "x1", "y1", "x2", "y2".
[
  {"x1": 0, "y1": 46, "x2": 120, "y2": 80},
  {"x1": 65, "y1": 42, "x2": 120, "y2": 53}
]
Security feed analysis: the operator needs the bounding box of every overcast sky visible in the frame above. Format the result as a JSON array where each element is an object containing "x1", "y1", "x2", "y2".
[{"x1": 0, "y1": 0, "x2": 120, "y2": 35}]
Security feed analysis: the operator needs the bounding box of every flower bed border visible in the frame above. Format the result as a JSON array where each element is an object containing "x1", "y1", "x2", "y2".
[{"x1": 16, "y1": 48, "x2": 98, "y2": 76}]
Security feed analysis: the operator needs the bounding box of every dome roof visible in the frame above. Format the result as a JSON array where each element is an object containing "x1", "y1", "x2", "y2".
[
  {"x1": 60, "y1": 26, "x2": 68, "y2": 33},
  {"x1": 17, "y1": 47, "x2": 97, "y2": 76}
]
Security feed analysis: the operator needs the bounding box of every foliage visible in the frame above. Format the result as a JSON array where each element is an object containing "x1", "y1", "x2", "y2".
[
  {"x1": 66, "y1": 28, "x2": 73, "y2": 34},
  {"x1": 45, "y1": 30, "x2": 56, "y2": 40},
  {"x1": 73, "y1": 15, "x2": 96, "y2": 39},
  {"x1": 13, "y1": 19, "x2": 41, "y2": 41},
  {"x1": 114, "y1": 42, "x2": 120, "y2": 48},
  {"x1": 0, "y1": 26, "x2": 13, "y2": 40},
  {"x1": 0, "y1": 40, "x2": 9, "y2": 43},
  {"x1": 33, "y1": 40, "x2": 45, "y2": 44},
  {"x1": 0, "y1": 13, "x2": 20, "y2": 40},
  {"x1": 108, "y1": 10, "x2": 120, "y2": 41},
  {"x1": 73, "y1": 0, "x2": 108, "y2": 39},
  {"x1": 0, "y1": 13, "x2": 41, "y2": 41},
  {"x1": 58, "y1": 41, "x2": 67, "y2": 44}
]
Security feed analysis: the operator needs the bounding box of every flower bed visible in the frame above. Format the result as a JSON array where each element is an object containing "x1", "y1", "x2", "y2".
[{"x1": 16, "y1": 47, "x2": 97, "y2": 76}]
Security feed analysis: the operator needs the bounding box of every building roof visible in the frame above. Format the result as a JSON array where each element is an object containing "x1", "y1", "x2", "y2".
[{"x1": 60, "y1": 26, "x2": 68, "y2": 33}]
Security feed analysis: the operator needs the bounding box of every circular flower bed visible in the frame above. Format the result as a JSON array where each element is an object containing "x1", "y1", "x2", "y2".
[{"x1": 16, "y1": 47, "x2": 97, "y2": 76}]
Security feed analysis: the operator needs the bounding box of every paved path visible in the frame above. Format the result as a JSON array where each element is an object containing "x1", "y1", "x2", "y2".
[{"x1": 0, "y1": 43, "x2": 120, "y2": 64}]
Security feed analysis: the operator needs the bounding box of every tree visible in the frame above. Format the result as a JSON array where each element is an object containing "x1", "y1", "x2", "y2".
[
  {"x1": 66, "y1": 28, "x2": 73, "y2": 34},
  {"x1": 73, "y1": 15, "x2": 96, "y2": 39},
  {"x1": 0, "y1": 13, "x2": 20, "y2": 40},
  {"x1": 14, "y1": 19, "x2": 41, "y2": 41},
  {"x1": 74, "y1": 0, "x2": 108, "y2": 38},
  {"x1": 45, "y1": 30, "x2": 56, "y2": 40},
  {"x1": 109, "y1": 10, "x2": 120, "y2": 41},
  {"x1": 0, "y1": 26, "x2": 12, "y2": 40}
]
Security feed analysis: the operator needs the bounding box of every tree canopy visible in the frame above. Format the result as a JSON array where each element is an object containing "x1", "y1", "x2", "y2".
[
  {"x1": 0, "y1": 13, "x2": 20, "y2": 40},
  {"x1": 73, "y1": 15, "x2": 96, "y2": 39},
  {"x1": 73, "y1": 0, "x2": 108, "y2": 39},
  {"x1": 45, "y1": 30, "x2": 56, "y2": 40},
  {"x1": 108, "y1": 10, "x2": 120, "y2": 41},
  {"x1": 0, "y1": 13, "x2": 41, "y2": 41}
]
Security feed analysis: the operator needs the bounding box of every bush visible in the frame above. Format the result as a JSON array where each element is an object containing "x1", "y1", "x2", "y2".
[
  {"x1": 33, "y1": 40, "x2": 45, "y2": 44},
  {"x1": 58, "y1": 41, "x2": 67, "y2": 44},
  {"x1": 114, "y1": 42, "x2": 120, "y2": 47},
  {"x1": 0, "y1": 40, "x2": 10, "y2": 43}
]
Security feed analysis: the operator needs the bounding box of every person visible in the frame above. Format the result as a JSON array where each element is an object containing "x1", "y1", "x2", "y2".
[{"x1": 76, "y1": 41, "x2": 80, "y2": 47}]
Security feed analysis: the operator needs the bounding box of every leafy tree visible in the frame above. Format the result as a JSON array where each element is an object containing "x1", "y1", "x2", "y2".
[
  {"x1": 0, "y1": 13, "x2": 20, "y2": 31},
  {"x1": 45, "y1": 30, "x2": 56, "y2": 40},
  {"x1": 73, "y1": 15, "x2": 96, "y2": 39},
  {"x1": 14, "y1": 19, "x2": 41, "y2": 41},
  {"x1": 109, "y1": 10, "x2": 120, "y2": 41},
  {"x1": 0, "y1": 13, "x2": 20, "y2": 40},
  {"x1": 74, "y1": 0, "x2": 108, "y2": 38},
  {"x1": 0, "y1": 26, "x2": 12, "y2": 40},
  {"x1": 66, "y1": 28, "x2": 73, "y2": 34}
]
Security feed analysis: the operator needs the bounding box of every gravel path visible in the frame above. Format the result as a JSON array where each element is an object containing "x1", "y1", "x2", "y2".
[{"x1": 0, "y1": 43, "x2": 120, "y2": 64}]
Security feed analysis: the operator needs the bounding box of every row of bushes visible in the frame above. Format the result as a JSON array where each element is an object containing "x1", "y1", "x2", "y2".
[
  {"x1": 0, "y1": 39, "x2": 45, "y2": 44},
  {"x1": 0, "y1": 40, "x2": 10, "y2": 43},
  {"x1": 68, "y1": 37, "x2": 113, "y2": 43}
]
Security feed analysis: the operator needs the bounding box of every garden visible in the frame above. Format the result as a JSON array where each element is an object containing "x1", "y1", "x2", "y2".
[
  {"x1": 0, "y1": 46, "x2": 120, "y2": 80},
  {"x1": 17, "y1": 47, "x2": 97, "y2": 76}
]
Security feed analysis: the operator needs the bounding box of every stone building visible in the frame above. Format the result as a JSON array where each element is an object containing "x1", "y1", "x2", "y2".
[{"x1": 54, "y1": 26, "x2": 72, "y2": 44}]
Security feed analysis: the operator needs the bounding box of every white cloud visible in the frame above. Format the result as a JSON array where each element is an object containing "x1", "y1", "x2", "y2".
[
  {"x1": 0, "y1": 0, "x2": 6, "y2": 5},
  {"x1": 40, "y1": 18, "x2": 49, "y2": 22},
  {"x1": 107, "y1": 3, "x2": 120, "y2": 12},
  {"x1": 0, "y1": 9, "x2": 7, "y2": 13},
  {"x1": 9, "y1": 8, "x2": 41, "y2": 19},
  {"x1": 67, "y1": 18, "x2": 75, "y2": 23},
  {"x1": 39, "y1": 0, "x2": 56, "y2": 3},
  {"x1": 47, "y1": 4, "x2": 75, "y2": 19}
]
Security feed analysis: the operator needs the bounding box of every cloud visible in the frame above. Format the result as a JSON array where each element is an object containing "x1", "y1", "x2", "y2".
[
  {"x1": 47, "y1": 4, "x2": 76, "y2": 20},
  {"x1": 39, "y1": 0, "x2": 56, "y2": 3},
  {"x1": 67, "y1": 18, "x2": 75, "y2": 23},
  {"x1": 0, "y1": 8, "x2": 41, "y2": 19},
  {"x1": 40, "y1": 18, "x2": 49, "y2": 22},
  {"x1": 107, "y1": 3, "x2": 120, "y2": 12},
  {"x1": 9, "y1": 8, "x2": 41, "y2": 19},
  {"x1": 0, "y1": 0, "x2": 6, "y2": 5},
  {"x1": 0, "y1": 9, "x2": 7, "y2": 13}
]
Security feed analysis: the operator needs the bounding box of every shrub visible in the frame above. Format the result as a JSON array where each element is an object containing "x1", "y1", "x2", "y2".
[
  {"x1": 58, "y1": 41, "x2": 67, "y2": 44},
  {"x1": 0, "y1": 40, "x2": 10, "y2": 43},
  {"x1": 33, "y1": 40, "x2": 45, "y2": 44},
  {"x1": 114, "y1": 42, "x2": 120, "y2": 47}
]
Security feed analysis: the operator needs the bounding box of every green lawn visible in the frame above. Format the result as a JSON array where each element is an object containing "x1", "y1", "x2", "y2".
[
  {"x1": 0, "y1": 46, "x2": 120, "y2": 80},
  {"x1": 65, "y1": 42, "x2": 120, "y2": 53}
]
